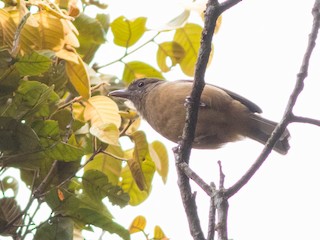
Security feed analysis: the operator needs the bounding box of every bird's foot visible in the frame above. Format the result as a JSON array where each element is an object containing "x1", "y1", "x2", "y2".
[{"x1": 184, "y1": 96, "x2": 206, "y2": 108}]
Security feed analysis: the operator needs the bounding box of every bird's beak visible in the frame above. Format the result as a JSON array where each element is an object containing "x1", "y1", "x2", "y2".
[{"x1": 108, "y1": 89, "x2": 131, "y2": 99}]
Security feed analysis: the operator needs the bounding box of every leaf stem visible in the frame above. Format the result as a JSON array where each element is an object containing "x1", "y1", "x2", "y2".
[{"x1": 94, "y1": 32, "x2": 161, "y2": 70}]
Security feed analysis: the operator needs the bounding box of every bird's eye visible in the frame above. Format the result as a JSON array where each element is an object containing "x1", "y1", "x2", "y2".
[{"x1": 137, "y1": 81, "x2": 144, "y2": 87}]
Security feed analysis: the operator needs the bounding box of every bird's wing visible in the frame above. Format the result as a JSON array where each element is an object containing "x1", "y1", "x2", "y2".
[{"x1": 177, "y1": 80, "x2": 263, "y2": 113}]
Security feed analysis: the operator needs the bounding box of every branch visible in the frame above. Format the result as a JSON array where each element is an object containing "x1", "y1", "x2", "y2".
[
  {"x1": 179, "y1": 163, "x2": 212, "y2": 196},
  {"x1": 207, "y1": 183, "x2": 217, "y2": 240},
  {"x1": 226, "y1": 0, "x2": 320, "y2": 199},
  {"x1": 291, "y1": 115, "x2": 320, "y2": 126},
  {"x1": 173, "y1": 0, "x2": 243, "y2": 239}
]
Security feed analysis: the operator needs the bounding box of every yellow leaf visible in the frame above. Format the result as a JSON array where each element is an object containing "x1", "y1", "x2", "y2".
[
  {"x1": 121, "y1": 154, "x2": 155, "y2": 206},
  {"x1": 61, "y1": 19, "x2": 80, "y2": 48},
  {"x1": 129, "y1": 216, "x2": 146, "y2": 234},
  {"x1": 174, "y1": 23, "x2": 214, "y2": 76},
  {"x1": 149, "y1": 141, "x2": 168, "y2": 184},
  {"x1": 154, "y1": 225, "x2": 168, "y2": 240},
  {"x1": 119, "y1": 109, "x2": 139, "y2": 120},
  {"x1": 111, "y1": 16, "x2": 146, "y2": 47},
  {"x1": 126, "y1": 131, "x2": 149, "y2": 191},
  {"x1": 89, "y1": 123, "x2": 120, "y2": 146},
  {"x1": 66, "y1": 55, "x2": 91, "y2": 99},
  {"x1": 8, "y1": 10, "x2": 40, "y2": 54},
  {"x1": 55, "y1": 48, "x2": 79, "y2": 63},
  {"x1": 127, "y1": 158, "x2": 146, "y2": 191},
  {"x1": 38, "y1": 2, "x2": 74, "y2": 21},
  {"x1": 118, "y1": 110, "x2": 141, "y2": 134},
  {"x1": 124, "y1": 117, "x2": 141, "y2": 135},
  {"x1": 122, "y1": 61, "x2": 164, "y2": 85},
  {"x1": 84, "y1": 95, "x2": 121, "y2": 128},
  {"x1": 33, "y1": 11, "x2": 65, "y2": 51},
  {"x1": 72, "y1": 102, "x2": 85, "y2": 121},
  {"x1": 157, "y1": 41, "x2": 185, "y2": 72},
  {"x1": 0, "y1": 9, "x2": 17, "y2": 50},
  {"x1": 84, "y1": 145, "x2": 124, "y2": 185},
  {"x1": 129, "y1": 131, "x2": 148, "y2": 161}
]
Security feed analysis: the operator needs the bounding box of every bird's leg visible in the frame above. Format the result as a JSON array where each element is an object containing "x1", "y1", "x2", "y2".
[{"x1": 184, "y1": 96, "x2": 207, "y2": 108}]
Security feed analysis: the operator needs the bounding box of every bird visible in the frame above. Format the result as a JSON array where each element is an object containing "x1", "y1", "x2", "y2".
[{"x1": 109, "y1": 78, "x2": 290, "y2": 155}]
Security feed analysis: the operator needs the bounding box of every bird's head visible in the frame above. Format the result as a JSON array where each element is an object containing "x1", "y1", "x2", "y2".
[{"x1": 109, "y1": 78, "x2": 164, "y2": 111}]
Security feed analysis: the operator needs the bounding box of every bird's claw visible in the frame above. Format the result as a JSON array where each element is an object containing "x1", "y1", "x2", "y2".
[{"x1": 184, "y1": 96, "x2": 206, "y2": 108}]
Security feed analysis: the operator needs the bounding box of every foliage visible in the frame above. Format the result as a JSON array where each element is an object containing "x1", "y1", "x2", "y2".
[{"x1": 0, "y1": 0, "x2": 219, "y2": 239}]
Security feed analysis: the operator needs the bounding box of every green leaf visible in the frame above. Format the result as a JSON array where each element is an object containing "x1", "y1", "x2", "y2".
[
  {"x1": 32, "y1": 120, "x2": 84, "y2": 161},
  {"x1": 122, "y1": 61, "x2": 164, "y2": 84},
  {"x1": 0, "y1": 65, "x2": 20, "y2": 98},
  {"x1": 111, "y1": 16, "x2": 147, "y2": 47},
  {"x1": 29, "y1": 61, "x2": 69, "y2": 98},
  {"x1": 82, "y1": 169, "x2": 129, "y2": 207},
  {"x1": 15, "y1": 51, "x2": 52, "y2": 76},
  {"x1": 73, "y1": 13, "x2": 106, "y2": 44},
  {"x1": 0, "y1": 80, "x2": 59, "y2": 120},
  {"x1": 0, "y1": 117, "x2": 40, "y2": 153},
  {"x1": 51, "y1": 109, "x2": 73, "y2": 131},
  {"x1": 46, "y1": 189, "x2": 130, "y2": 240},
  {"x1": 34, "y1": 216, "x2": 73, "y2": 240},
  {"x1": 0, "y1": 49, "x2": 13, "y2": 68},
  {"x1": 96, "y1": 13, "x2": 110, "y2": 33},
  {"x1": 157, "y1": 41, "x2": 185, "y2": 72},
  {"x1": 74, "y1": 13, "x2": 109, "y2": 63}
]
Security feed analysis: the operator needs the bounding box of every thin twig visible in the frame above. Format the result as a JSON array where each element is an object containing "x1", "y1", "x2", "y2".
[
  {"x1": 291, "y1": 115, "x2": 320, "y2": 126},
  {"x1": 226, "y1": 0, "x2": 320, "y2": 199},
  {"x1": 215, "y1": 161, "x2": 228, "y2": 240},
  {"x1": 217, "y1": 161, "x2": 225, "y2": 190},
  {"x1": 38, "y1": 147, "x2": 104, "y2": 197},
  {"x1": 21, "y1": 201, "x2": 41, "y2": 240},
  {"x1": 215, "y1": 190, "x2": 229, "y2": 240},
  {"x1": 179, "y1": 162, "x2": 213, "y2": 196},
  {"x1": 207, "y1": 183, "x2": 217, "y2": 240},
  {"x1": 33, "y1": 160, "x2": 59, "y2": 198},
  {"x1": 94, "y1": 32, "x2": 161, "y2": 70}
]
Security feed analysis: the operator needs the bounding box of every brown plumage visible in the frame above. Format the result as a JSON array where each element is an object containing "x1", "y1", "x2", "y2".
[{"x1": 109, "y1": 78, "x2": 290, "y2": 154}]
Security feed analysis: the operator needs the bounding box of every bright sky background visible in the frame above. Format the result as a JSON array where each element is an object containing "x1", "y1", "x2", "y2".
[
  {"x1": 5, "y1": 0, "x2": 320, "y2": 240},
  {"x1": 87, "y1": 0, "x2": 320, "y2": 240}
]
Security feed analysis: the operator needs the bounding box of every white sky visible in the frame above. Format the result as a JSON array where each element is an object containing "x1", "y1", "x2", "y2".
[
  {"x1": 5, "y1": 0, "x2": 320, "y2": 240},
  {"x1": 93, "y1": 0, "x2": 320, "y2": 240}
]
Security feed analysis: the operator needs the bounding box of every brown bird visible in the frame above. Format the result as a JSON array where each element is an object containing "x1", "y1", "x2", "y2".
[{"x1": 109, "y1": 78, "x2": 290, "y2": 154}]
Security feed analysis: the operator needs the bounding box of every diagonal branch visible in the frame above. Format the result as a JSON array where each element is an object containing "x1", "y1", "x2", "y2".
[{"x1": 226, "y1": 0, "x2": 320, "y2": 199}]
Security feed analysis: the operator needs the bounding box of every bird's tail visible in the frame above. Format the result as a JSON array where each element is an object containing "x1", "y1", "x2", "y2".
[{"x1": 246, "y1": 115, "x2": 290, "y2": 155}]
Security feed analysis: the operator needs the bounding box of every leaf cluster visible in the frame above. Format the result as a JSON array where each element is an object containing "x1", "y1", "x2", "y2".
[{"x1": 0, "y1": 0, "x2": 220, "y2": 239}]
